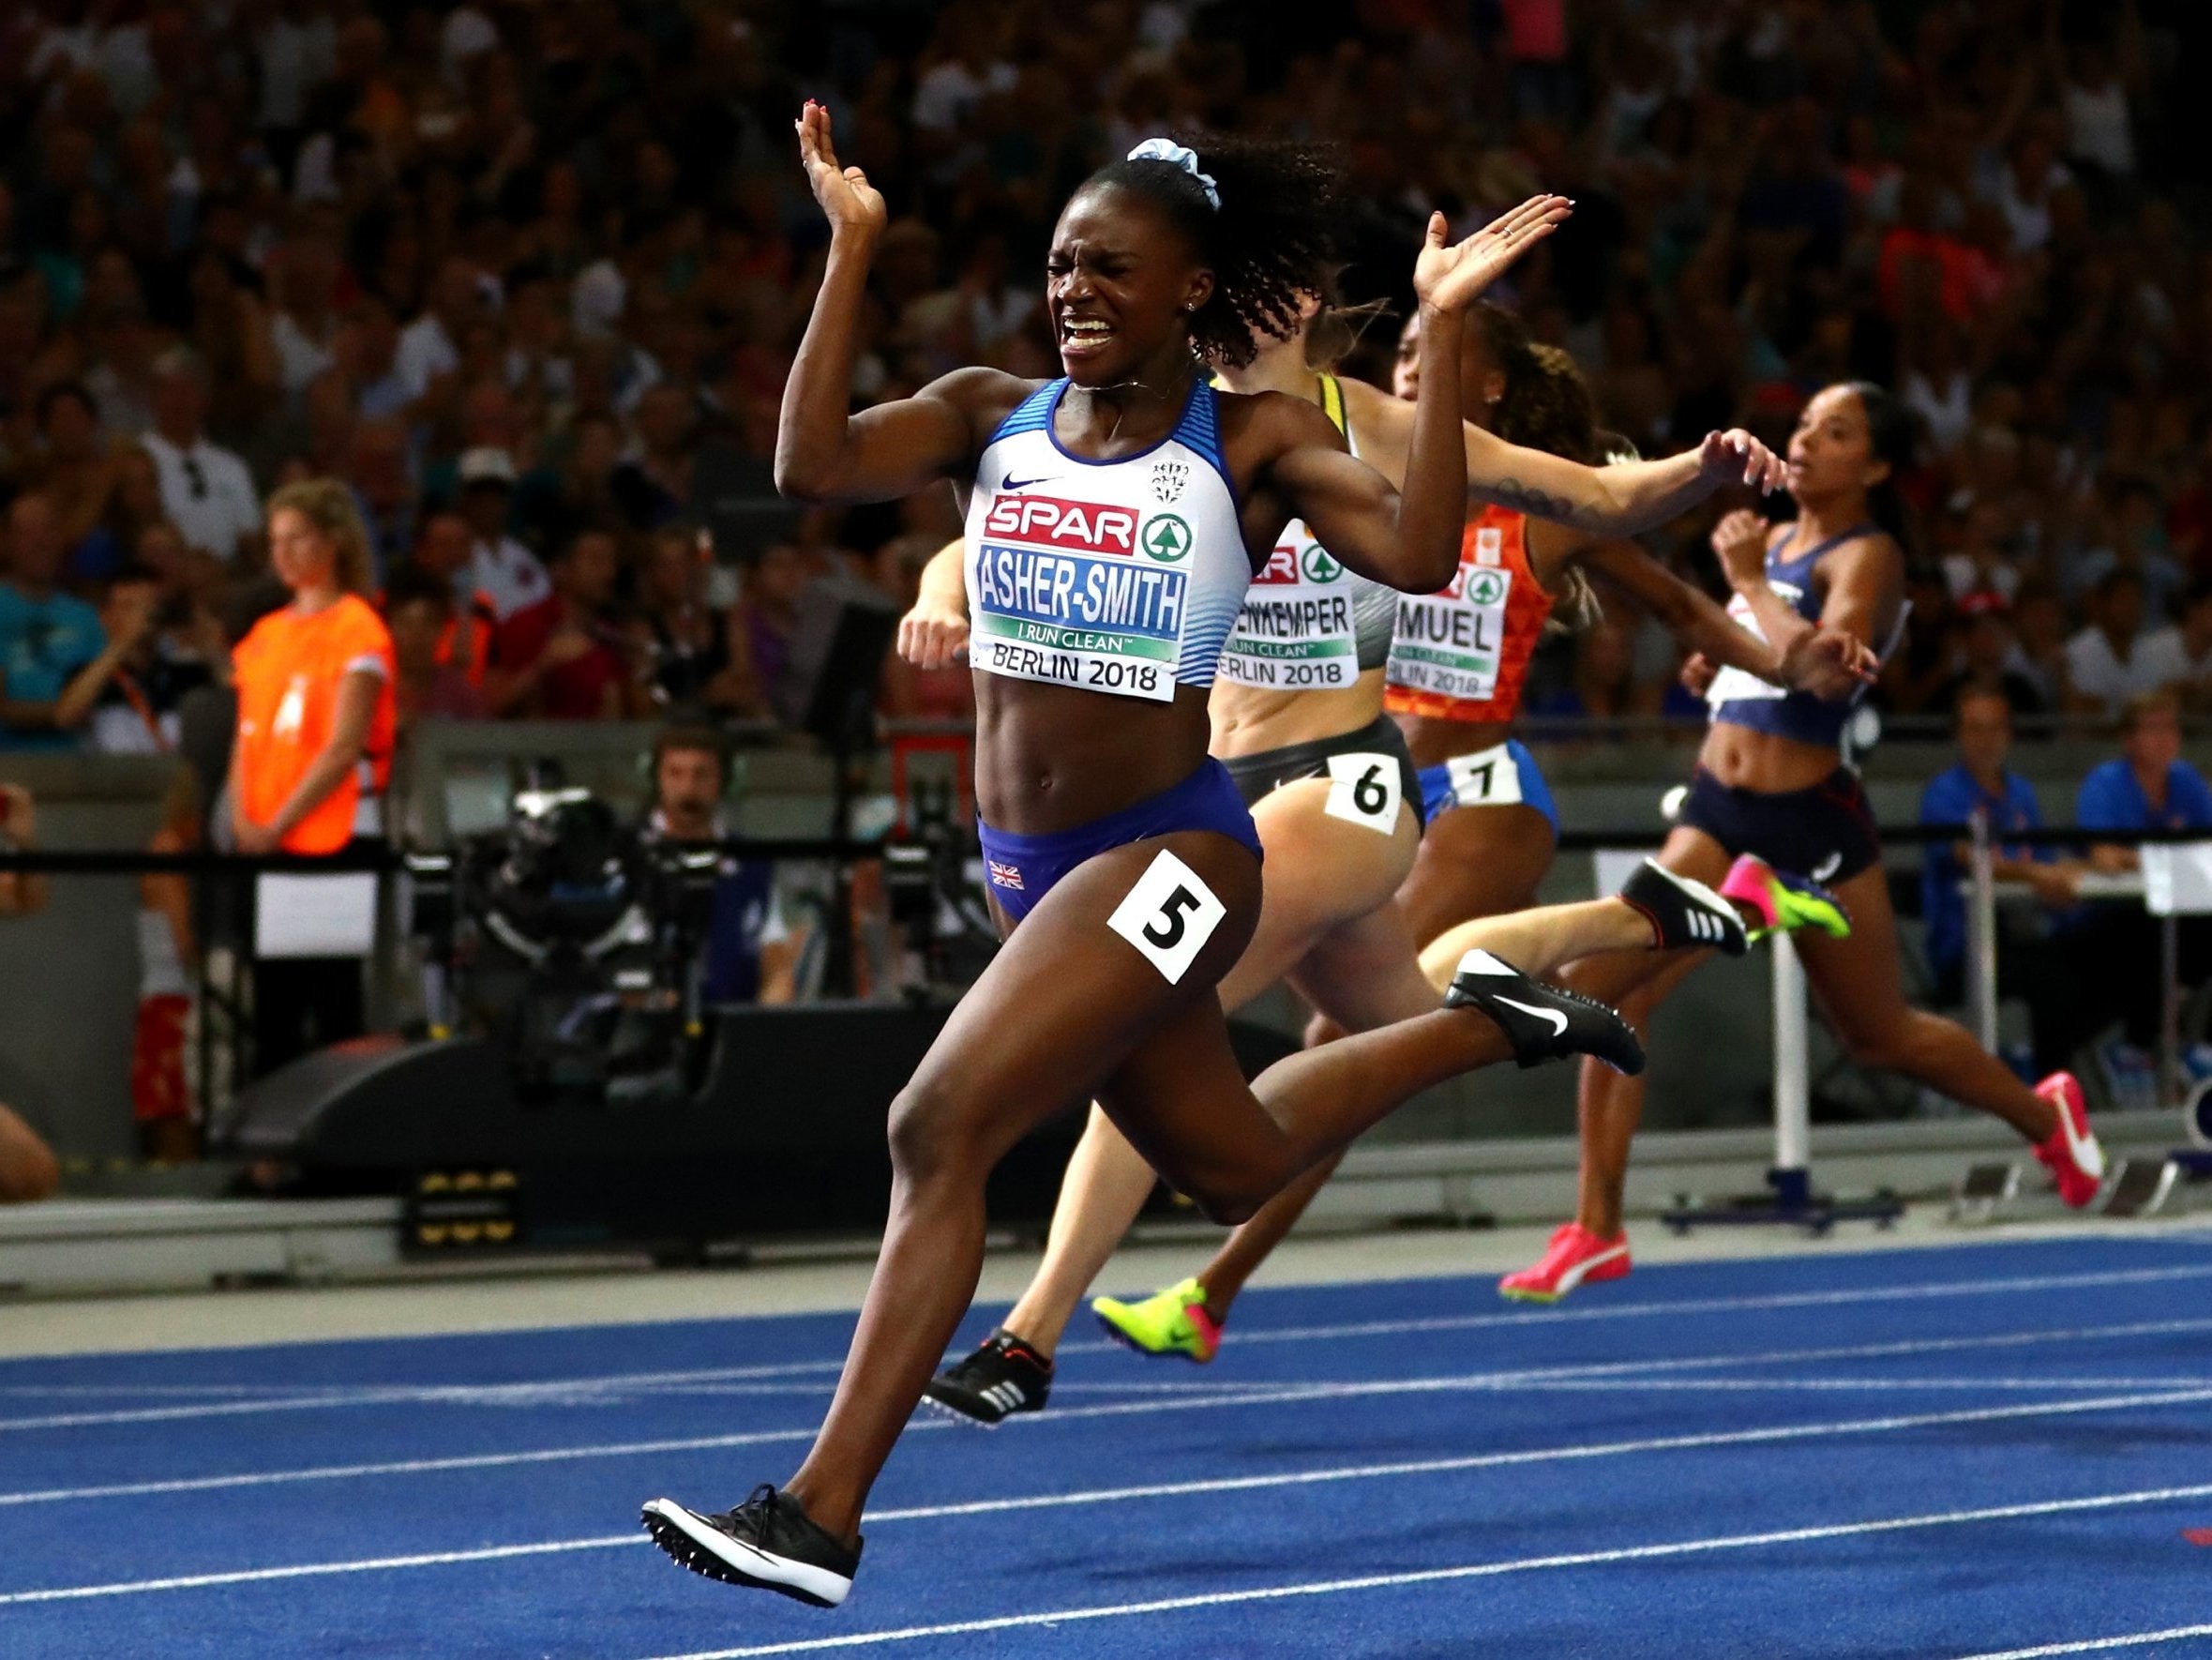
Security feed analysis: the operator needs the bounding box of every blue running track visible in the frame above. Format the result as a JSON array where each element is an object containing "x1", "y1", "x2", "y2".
[{"x1": 3, "y1": 1233, "x2": 2212, "y2": 1658}]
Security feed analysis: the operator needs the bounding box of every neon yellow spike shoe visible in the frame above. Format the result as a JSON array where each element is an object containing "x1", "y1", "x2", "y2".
[
  {"x1": 1091, "y1": 1277, "x2": 1224, "y2": 1364},
  {"x1": 1719, "y1": 854, "x2": 1852, "y2": 944}
]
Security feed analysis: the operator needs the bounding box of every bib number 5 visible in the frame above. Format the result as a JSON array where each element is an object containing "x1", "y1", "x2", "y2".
[
  {"x1": 1107, "y1": 850, "x2": 1227, "y2": 985},
  {"x1": 1324, "y1": 751, "x2": 1404, "y2": 835}
]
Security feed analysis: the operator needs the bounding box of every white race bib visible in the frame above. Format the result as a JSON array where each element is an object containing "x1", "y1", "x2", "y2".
[
  {"x1": 1106, "y1": 850, "x2": 1226, "y2": 985},
  {"x1": 1445, "y1": 742, "x2": 1523, "y2": 807},
  {"x1": 1324, "y1": 751, "x2": 1405, "y2": 834},
  {"x1": 1386, "y1": 550, "x2": 1512, "y2": 704},
  {"x1": 1705, "y1": 587, "x2": 1796, "y2": 707},
  {"x1": 1220, "y1": 527, "x2": 1359, "y2": 691}
]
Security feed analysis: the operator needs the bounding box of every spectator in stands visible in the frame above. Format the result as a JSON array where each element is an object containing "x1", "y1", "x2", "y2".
[
  {"x1": 0, "y1": 492, "x2": 105, "y2": 750},
  {"x1": 384, "y1": 565, "x2": 484, "y2": 730},
  {"x1": 487, "y1": 529, "x2": 630, "y2": 720},
  {"x1": 456, "y1": 447, "x2": 551, "y2": 622},
  {"x1": 0, "y1": 782, "x2": 61, "y2": 1202},
  {"x1": 2068, "y1": 689, "x2": 2212, "y2": 1100},
  {"x1": 140, "y1": 348, "x2": 263, "y2": 566},
  {"x1": 612, "y1": 385, "x2": 704, "y2": 531},
  {"x1": 2139, "y1": 579, "x2": 2212, "y2": 714},
  {"x1": 54, "y1": 568, "x2": 216, "y2": 754},
  {"x1": 229, "y1": 478, "x2": 397, "y2": 1071},
  {"x1": 644, "y1": 725, "x2": 799, "y2": 1005},
  {"x1": 1943, "y1": 594, "x2": 2047, "y2": 717},
  {"x1": 632, "y1": 525, "x2": 766, "y2": 717},
  {"x1": 2065, "y1": 570, "x2": 2173, "y2": 719},
  {"x1": 26, "y1": 382, "x2": 123, "y2": 581}
]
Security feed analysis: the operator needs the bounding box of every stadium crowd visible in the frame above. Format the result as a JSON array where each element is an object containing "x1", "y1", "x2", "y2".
[{"x1": 0, "y1": 0, "x2": 2206, "y2": 762}]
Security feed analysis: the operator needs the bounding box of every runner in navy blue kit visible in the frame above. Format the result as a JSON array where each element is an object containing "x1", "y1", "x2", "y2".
[
  {"x1": 639, "y1": 107, "x2": 1644, "y2": 1607},
  {"x1": 1509, "y1": 383, "x2": 2111, "y2": 1303}
]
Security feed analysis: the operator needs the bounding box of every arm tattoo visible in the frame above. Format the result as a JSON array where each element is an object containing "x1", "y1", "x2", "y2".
[{"x1": 1474, "y1": 475, "x2": 1604, "y2": 531}]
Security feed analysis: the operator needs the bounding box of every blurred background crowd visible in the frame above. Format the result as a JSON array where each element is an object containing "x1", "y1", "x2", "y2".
[{"x1": 0, "y1": 0, "x2": 2209, "y2": 767}]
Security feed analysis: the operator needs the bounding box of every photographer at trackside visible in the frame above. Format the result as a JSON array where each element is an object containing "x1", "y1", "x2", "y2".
[{"x1": 642, "y1": 725, "x2": 800, "y2": 1005}]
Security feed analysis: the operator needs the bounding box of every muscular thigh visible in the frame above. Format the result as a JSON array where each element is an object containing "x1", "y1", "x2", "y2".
[
  {"x1": 1094, "y1": 988, "x2": 1286, "y2": 1205},
  {"x1": 1395, "y1": 803, "x2": 1556, "y2": 947},
  {"x1": 1219, "y1": 779, "x2": 1420, "y2": 1012},
  {"x1": 906, "y1": 832, "x2": 1263, "y2": 1164}
]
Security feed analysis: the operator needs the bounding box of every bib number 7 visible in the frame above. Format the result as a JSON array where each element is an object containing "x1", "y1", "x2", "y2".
[{"x1": 1107, "y1": 850, "x2": 1227, "y2": 985}]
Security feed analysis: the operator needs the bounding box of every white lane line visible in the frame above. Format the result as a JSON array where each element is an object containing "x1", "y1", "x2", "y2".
[
  {"x1": 3, "y1": 1387, "x2": 2204, "y2": 1603},
  {"x1": 1957, "y1": 1626, "x2": 2212, "y2": 1659},
  {"x1": 8, "y1": 1317, "x2": 2204, "y2": 1507},
  {"x1": 642, "y1": 1482, "x2": 2212, "y2": 1659},
  {"x1": 0, "y1": 1426, "x2": 825, "y2": 1508},
  {"x1": 1094, "y1": 1263, "x2": 2212, "y2": 1354},
  {"x1": 6, "y1": 1261, "x2": 2206, "y2": 1431}
]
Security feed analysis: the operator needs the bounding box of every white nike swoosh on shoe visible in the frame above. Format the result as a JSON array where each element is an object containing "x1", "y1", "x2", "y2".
[
  {"x1": 642, "y1": 1500, "x2": 853, "y2": 1606},
  {"x1": 1494, "y1": 996, "x2": 1568, "y2": 1036}
]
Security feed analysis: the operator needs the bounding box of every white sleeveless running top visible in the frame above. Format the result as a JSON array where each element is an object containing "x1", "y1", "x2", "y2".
[
  {"x1": 965, "y1": 378, "x2": 1251, "y2": 702},
  {"x1": 1218, "y1": 372, "x2": 1398, "y2": 691}
]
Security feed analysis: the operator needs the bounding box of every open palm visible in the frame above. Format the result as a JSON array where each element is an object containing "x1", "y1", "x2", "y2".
[
  {"x1": 1411, "y1": 196, "x2": 1572, "y2": 314},
  {"x1": 795, "y1": 101, "x2": 886, "y2": 237}
]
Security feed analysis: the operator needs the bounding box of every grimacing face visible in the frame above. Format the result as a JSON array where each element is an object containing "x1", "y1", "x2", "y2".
[{"x1": 1046, "y1": 185, "x2": 1211, "y2": 388}]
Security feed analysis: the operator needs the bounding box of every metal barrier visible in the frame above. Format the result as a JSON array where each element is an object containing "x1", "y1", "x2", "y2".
[{"x1": 1, "y1": 820, "x2": 2199, "y2": 1196}]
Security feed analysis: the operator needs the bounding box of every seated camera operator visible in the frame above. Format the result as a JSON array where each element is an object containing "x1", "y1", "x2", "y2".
[
  {"x1": 642, "y1": 725, "x2": 799, "y2": 1004},
  {"x1": 0, "y1": 783, "x2": 61, "y2": 1201}
]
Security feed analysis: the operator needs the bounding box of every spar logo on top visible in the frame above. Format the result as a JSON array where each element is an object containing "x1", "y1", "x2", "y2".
[{"x1": 972, "y1": 492, "x2": 1194, "y2": 656}]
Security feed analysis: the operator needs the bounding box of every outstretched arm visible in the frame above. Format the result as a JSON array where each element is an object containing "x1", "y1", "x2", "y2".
[
  {"x1": 1466, "y1": 425, "x2": 1786, "y2": 536},
  {"x1": 775, "y1": 103, "x2": 1019, "y2": 504},
  {"x1": 1577, "y1": 536, "x2": 1874, "y2": 698}
]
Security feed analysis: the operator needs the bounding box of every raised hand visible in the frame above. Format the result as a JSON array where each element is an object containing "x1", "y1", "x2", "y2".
[
  {"x1": 1709, "y1": 508, "x2": 1773, "y2": 587},
  {"x1": 1699, "y1": 429, "x2": 1787, "y2": 495},
  {"x1": 1410, "y1": 197, "x2": 1572, "y2": 315},
  {"x1": 795, "y1": 100, "x2": 885, "y2": 240}
]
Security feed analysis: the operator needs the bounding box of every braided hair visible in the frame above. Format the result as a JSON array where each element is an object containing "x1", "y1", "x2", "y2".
[{"x1": 1081, "y1": 135, "x2": 1347, "y2": 370}]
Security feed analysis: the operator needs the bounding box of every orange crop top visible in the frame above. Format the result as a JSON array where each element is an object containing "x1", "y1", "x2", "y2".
[{"x1": 1382, "y1": 506, "x2": 1553, "y2": 722}]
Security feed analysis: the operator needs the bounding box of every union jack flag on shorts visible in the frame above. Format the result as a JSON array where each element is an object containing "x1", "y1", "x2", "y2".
[{"x1": 987, "y1": 860, "x2": 1024, "y2": 890}]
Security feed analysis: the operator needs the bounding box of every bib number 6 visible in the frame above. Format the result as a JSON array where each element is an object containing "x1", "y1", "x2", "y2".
[
  {"x1": 1107, "y1": 850, "x2": 1227, "y2": 985},
  {"x1": 1325, "y1": 751, "x2": 1405, "y2": 835}
]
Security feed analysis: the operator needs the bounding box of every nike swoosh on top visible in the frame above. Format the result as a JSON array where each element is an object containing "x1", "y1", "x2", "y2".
[
  {"x1": 1001, "y1": 473, "x2": 1055, "y2": 492},
  {"x1": 1494, "y1": 995, "x2": 1569, "y2": 1035}
]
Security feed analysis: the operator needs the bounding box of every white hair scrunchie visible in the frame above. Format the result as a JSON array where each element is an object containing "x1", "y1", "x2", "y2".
[{"x1": 1125, "y1": 138, "x2": 1221, "y2": 210}]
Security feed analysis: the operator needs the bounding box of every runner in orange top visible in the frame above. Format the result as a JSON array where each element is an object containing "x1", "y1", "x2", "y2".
[{"x1": 230, "y1": 480, "x2": 397, "y2": 855}]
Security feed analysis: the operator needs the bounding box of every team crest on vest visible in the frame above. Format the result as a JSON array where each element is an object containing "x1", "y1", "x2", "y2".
[{"x1": 1150, "y1": 460, "x2": 1189, "y2": 504}]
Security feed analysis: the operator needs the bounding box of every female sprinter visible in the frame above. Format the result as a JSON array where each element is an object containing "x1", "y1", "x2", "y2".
[
  {"x1": 919, "y1": 306, "x2": 1853, "y2": 1405},
  {"x1": 640, "y1": 109, "x2": 1640, "y2": 1607},
  {"x1": 1512, "y1": 381, "x2": 2106, "y2": 1303},
  {"x1": 1052, "y1": 322, "x2": 1871, "y2": 1368}
]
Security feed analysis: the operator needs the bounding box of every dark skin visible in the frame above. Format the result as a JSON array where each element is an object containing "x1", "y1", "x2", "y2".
[
  {"x1": 766, "y1": 103, "x2": 1574, "y2": 1544},
  {"x1": 1557, "y1": 386, "x2": 2060, "y2": 1238}
]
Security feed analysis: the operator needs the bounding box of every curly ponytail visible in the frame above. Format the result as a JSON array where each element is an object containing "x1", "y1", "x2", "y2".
[
  {"x1": 1473, "y1": 305, "x2": 1601, "y2": 465},
  {"x1": 1083, "y1": 135, "x2": 1347, "y2": 370}
]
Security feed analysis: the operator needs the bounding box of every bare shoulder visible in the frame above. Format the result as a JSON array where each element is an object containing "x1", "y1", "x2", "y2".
[
  {"x1": 918, "y1": 367, "x2": 1046, "y2": 435},
  {"x1": 1215, "y1": 385, "x2": 1349, "y2": 467}
]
